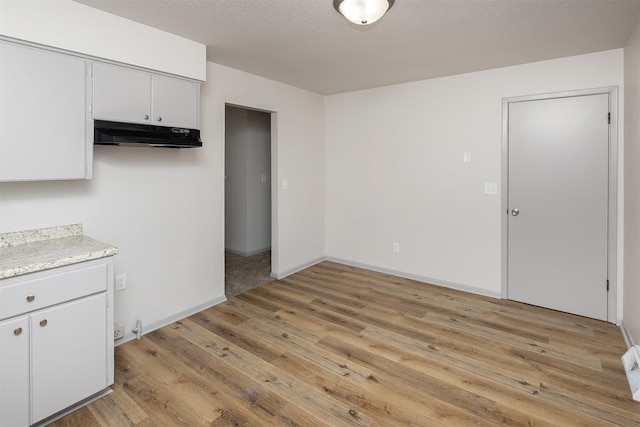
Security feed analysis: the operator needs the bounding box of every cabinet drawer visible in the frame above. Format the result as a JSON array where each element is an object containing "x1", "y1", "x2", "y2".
[{"x1": 0, "y1": 263, "x2": 107, "y2": 320}]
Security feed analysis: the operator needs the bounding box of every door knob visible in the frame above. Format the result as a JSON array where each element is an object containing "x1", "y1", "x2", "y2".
[{"x1": 511, "y1": 208, "x2": 520, "y2": 216}]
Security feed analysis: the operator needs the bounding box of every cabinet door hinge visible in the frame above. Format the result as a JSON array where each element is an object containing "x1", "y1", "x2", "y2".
[
  {"x1": 608, "y1": 112, "x2": 611, "y2": 124},
  {"x1": 606, "y1": 279, "x2": 610, "y2": 292},
  {"x1": 106, "y1": 293, "x2": 110, "y2": 308}
]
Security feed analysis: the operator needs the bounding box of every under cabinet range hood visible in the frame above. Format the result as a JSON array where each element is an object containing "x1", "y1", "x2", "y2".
[{"x1": 94, "y1": 120, "x2": 202, "y2": 148}]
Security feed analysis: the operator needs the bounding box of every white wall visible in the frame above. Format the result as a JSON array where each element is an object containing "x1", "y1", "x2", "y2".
[
  {"x1": 624, "y1": 21, "x2": 640, "y2": 345},
  {"x1": 246, "y1": 110, "x2": 272, "y2": 255},
  {"x1": 0, "y1": 0, "x2": 206, "y2": 80},
  {"x1": 326, "y1": 50, "x2": 624, "y2": 309},
  {"x1": 0, "y1": 5, "x2": 325, "y2": 341},
  {"x1": 210, "y1": 64, "x2": 326, "y2": 276},
  {"x1": 225, "y1": 106, "x2": 249, "y2": 254},
  {"x1": 225, "y1": 106, "x2": 272, "y2": 256}
]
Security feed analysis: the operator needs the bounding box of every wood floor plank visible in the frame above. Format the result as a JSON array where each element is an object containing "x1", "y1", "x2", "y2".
[
  {"x1": 271, "y1": 350, "x2": 449, "y2": 427},
  {"x1": 353, "y1": 325, "x2": 629, "y2": 426},
  {"x1": 117, "y1": 340, "x2": 223, "y2": 426},
  {"x1": 150, "y1": 322, "x2": 325, "y2": 426},
  {"x1": 189, "y1": 309, "x2": 286, "y2": 362},
  {"x1": 287, "y1": 284, "x2": 546, "y2": 386},
  {"x1": 49, "y1": 261, "x2": 640, "y2": 426},
  {"x1": 316, "y1": 333, "x2": 506, "y2": 426},
  {"x1": 47, "y1": 407, "x2": 101, "y2": 427},
  {"x1": 165, "y1": 319, "x2": 380, "y2": 426},
  {"x1": 86, "y1": 383, "x2": 149, "y2": 426},
  {"x1": 239, "y1": 317, "x2": 374, "y2": 384}
]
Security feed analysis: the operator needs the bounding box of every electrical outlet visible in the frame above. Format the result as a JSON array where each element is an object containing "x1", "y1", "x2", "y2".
[
  {"x1": 115, "y1": 273, "x2": 127, "y2": 291},
  {"x1": 114, "y1": 322, "x2": 124, "y2": 340},
  {"x1": 484, "y1": 183, "x2": 498, "y2": 195},
  {"x1": 393, "y1": 242, "x2": 400, "y2": 253}
]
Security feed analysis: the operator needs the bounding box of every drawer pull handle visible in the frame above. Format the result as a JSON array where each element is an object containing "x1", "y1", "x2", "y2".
[
  {"x1": 39, "y1": 319, "x2": 47, "y2": 327},
  {"x1": 26, "y1": 295, "x2": 35, "y2": 302},
  {"x1": 14, "y1": 327, "x2": 22, "y2": 336}
]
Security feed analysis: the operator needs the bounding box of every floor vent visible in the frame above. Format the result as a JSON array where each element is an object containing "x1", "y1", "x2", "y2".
[{"x1": 622, "y1": 346, "x2": 640, "y2": 401}]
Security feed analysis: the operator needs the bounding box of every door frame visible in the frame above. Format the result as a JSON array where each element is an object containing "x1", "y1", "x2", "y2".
[{"x1": 500, "y1": 87, "x2": 618, "y2": 323}]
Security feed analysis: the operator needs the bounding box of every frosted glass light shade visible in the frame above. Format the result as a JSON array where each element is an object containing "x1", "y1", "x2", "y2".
[{"x1": 334, "y1": 0, "x2": 394, "y2": 26}]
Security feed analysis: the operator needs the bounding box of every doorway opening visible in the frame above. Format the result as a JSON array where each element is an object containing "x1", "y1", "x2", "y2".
[{"x1": 224, "y1": 104, "x2": 275, "y2": 297}]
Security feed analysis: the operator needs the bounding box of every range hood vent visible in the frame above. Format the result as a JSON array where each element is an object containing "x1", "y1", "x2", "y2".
[{"x1": 94, "y1": 120, "x2": 202, "y2": 148}]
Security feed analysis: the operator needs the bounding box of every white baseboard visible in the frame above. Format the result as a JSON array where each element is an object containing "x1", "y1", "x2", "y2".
[
  {"x1": 115, "y1": 294, "x2": 227, "y2": 346},
  {"x1": 621, "y1": 319, "x2": 636, "y2": 349},
  {"x1": 274, "y1": 257, "x2": 325, "y2": 280},
  {"x1": 325, "y1": 256, "x2": 502, "y2": 299},
  {"x1": 34, "y1": 388, "x2": 112, "y2": 426},
  {"x1": 225, "y1": 247, "x2": 271, "y2": 257}
]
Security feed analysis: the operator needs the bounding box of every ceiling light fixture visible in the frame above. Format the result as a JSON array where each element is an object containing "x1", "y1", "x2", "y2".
[{"x1": 333, "y1": 0, "x2": 395, "y2": 26}]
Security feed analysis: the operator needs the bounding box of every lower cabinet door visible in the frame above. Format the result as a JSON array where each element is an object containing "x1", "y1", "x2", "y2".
[
  {"x1": 0, "y1": 315, "x2": 29, "y2": 427},
  {"x1": 30, "y1": 293, "x2": 107, "y2": 424}
]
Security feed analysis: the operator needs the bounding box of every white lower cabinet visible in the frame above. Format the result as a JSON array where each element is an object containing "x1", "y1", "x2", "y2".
[
  {"x1": 0, "y1": 259, "x2": 114, "y2": 426},
  {"x1": 0, "y1": 316, "x2": 30, "y2": 427},
  {"x1": 31, "y1": 293, "x2": 108, "y2": 424}
]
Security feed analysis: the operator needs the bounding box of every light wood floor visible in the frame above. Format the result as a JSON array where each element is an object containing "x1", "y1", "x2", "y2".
[{"x1": 51, "y1": 261, "x2": 640, "y2": 426}]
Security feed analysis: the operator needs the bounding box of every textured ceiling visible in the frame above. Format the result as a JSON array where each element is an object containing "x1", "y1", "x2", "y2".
[{"x1": 74, "y1": 0, "x2": 640, "y2": 95}]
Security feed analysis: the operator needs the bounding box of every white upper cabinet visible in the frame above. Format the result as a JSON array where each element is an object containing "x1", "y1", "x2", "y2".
[
  {"x1": 92, "y1": 62, "x2": 151, "y2": 125},
  {"x1": 0, "y1": 41, "x2": 91, "y2": 182},
  {"x1": 152, "y1": 74, "x2": 200, "y2": 129},
  {"x1": 93, "y1": 62, "x2": 200, "y2": 129}
]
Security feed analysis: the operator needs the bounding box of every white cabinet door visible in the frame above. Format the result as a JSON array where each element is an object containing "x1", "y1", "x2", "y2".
[
  {"x1": 93, "y1": 62, "x2": 151, "y2": 125},
  {"x1": 152, "y1": 74, "x2": 200, "y2": 129},
  {"x1": 30, "y1": 293, "x2": 107, "y2": 424},
  {"x1": 0, "y1": 316, "x2": 29, "y2": 427},
  {"x1": 0, "y1": 42, "x2": 88, "y2": 181},
  {"x1": 93, "y1": 61, "x2": 200, "y2": 129}
]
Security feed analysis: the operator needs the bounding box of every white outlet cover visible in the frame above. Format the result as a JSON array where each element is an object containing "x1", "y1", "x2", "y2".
[
  {"x1": 115, "y1": 273, "x2": 127, "y2": 291},
  {"x1": 113, "y1": 322, "x2": 124, "y2": 339},
  {"x1": 484, "y1": 183, "x2": 498, "y2": 194}
]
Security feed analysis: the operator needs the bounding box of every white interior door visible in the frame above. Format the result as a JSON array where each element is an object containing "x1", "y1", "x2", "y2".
[{"x1": 507, "y1": 94, "x2": 609, "y2": 320}]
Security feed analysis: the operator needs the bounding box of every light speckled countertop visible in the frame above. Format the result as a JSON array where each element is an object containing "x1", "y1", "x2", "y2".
[{"x1": 0, "y1": 224, "x2": 118, "y2": 280}]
